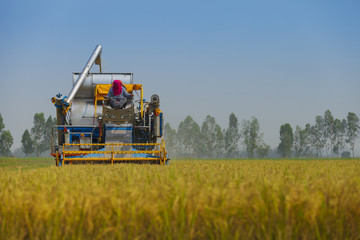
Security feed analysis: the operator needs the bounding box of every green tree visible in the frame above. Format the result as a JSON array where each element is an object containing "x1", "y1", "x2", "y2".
[
  {"x1": 164, "y1": 123, "x2": 177, "y2": 157},
  {"x1": 256, "y1": 143, "x2": 270, "y2": 158},
  {"x1": 241, "y1": 117, "x2": 268, "y2": 158},
  {"x1": 277, "y1": 123, "x2": 293, "y2": 158},
  {"x1": 323, "y1": 110, "x2": 334, "y2": 156},
  {"x1": 0, "y1": 113, "x2": 4, "y2": 133},
  {"x1": 31, "y1": 113, "x2": 46, "y2": 157},
  {"x1": 224, "y1": 113, "x2": 240, "y2": 158},
  {"x1": 215, "y1": 127, "x2": 225, "y2": 158},
  {"x1": 0, "y1": 130, "x2": 14, "y2": 157},
  {"x1": 177, "y1": 116, "x2": 202, "y2": 158},
  {"x1": 331, "y1": 118, "x2": 346, "y2": 156},
  {"x1": 201, "y1": 115, "x2": 224, "y2": 158},
  {"x1": 345, "y1": 112, "x2": 360, "y2": 158},
  {"x1": 303, "y1": 123, "x2": 313, "y2": 156},
  {"x1": 21, "y1": 129, "x2": 34, "y2": 156},
  {"x1": 294, "y1": 126, "x2": 304, "y2": 157},
  {"x1": 44, "y1": 116, "x2": 55, "y2": 149},
  {"x1": 0, "y1": 113, "x2": 14, "y2": 157},
  {"x1": 310, "y1": 116, "x2": 326, "y2": 157}
]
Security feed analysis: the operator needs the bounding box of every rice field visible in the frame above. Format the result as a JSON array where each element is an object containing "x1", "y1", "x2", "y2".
[
  {"x1": 0, "y1": 157, "x2": 53, "y2": 170},
  {"x1": 1, "y1": 158, "x2": 360, "y2": 239}
]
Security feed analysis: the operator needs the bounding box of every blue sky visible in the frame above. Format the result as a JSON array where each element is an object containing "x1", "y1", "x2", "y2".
[{"x1": 0, "y1": 0, "x2": 359, "y2": 150}]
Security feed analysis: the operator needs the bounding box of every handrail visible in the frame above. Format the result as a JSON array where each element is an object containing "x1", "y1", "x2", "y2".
[
  {"x1": 62, "y1": 140, "x2": 167, "y2": 165},
  {"x1": 64, "y1": 143, "x2": 162, "y2": 146}
]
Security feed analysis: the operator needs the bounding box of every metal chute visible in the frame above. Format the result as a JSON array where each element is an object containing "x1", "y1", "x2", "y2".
[{"x1": 65, "y1": 45, "x2": 102, "y2": 105}]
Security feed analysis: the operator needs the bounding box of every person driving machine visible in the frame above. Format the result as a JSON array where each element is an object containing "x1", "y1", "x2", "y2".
[{"x1": 106, "y1": 80, "x2": 132, "y2": 109}]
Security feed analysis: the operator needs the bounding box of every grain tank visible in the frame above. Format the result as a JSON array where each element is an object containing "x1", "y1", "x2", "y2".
[{"x1": 50, "y1": 45, "x2": 168, "y2": 165}]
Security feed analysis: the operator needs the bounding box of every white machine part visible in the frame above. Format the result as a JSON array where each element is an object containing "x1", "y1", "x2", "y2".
[{"x1": 69, "y1": 73, "x2": 134, "y2": 126}]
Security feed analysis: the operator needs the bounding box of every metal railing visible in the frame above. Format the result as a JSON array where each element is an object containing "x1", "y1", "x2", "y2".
[
  {"x1": 61, "y1": 140, "x2": 167, "y2": 165},
  {"x1": 51, "y1": 125, "x2": 97, "y2": 154}
]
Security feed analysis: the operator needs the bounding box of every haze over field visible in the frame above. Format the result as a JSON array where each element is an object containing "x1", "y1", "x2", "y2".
[{"x1": 0, "y1": 1, "x2": 359, "y2": 151}]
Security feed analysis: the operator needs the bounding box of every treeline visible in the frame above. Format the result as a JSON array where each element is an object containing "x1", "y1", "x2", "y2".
[
  {"x1": 279, "y1": 110, "x2": 360, "y2": 158},
  {"x1": 21, "y1": 113, "x2": 56, "y2": 157},
  {"x1": 165, "y1": 114, "x2": 270, "y2": 159},
  {"x1": 1, "y1": 110, "x2": 359, "y2": 159},
  {"x1": 165, "y1": 110, "x2": 360, "y2": 159},
  {"x1": 0, "y1": 112, "x2": 55, "y2": 157},
  {"x1": 0, "y1": 113, "x2": 14, "y2": 157}
]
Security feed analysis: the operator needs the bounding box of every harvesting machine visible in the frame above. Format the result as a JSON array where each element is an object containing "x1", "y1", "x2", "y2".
[{"x1": 50, "y1": 45, "x2": 169, "y2": 166}]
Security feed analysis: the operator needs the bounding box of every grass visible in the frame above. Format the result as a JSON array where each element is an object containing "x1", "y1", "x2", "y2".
[
  {"x1": 0, "y1": 157, "x2": 54, "y2": 170},
  {"x1": 1, "y1": 159, "x2": 360, "y2": 239}
]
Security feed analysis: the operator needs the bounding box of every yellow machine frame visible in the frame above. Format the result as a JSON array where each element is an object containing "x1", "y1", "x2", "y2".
[{"x1": 62, "y1": 140, "x2": 168, "y2": 165}]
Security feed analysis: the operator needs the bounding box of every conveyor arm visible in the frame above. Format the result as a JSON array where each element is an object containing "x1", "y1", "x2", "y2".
[{"x1": 65, "y1": 45, "x2": 102, "y2": 105}]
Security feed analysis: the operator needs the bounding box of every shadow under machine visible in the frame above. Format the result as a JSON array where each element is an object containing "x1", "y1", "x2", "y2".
[{"x1": 50, "y1": 45, "x2": 169, "y2": 165}]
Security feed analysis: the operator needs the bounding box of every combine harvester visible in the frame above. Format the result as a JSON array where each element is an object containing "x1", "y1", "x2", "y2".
[{"x1": 50, "y1": 45, "x2": 169, "y2": 166}]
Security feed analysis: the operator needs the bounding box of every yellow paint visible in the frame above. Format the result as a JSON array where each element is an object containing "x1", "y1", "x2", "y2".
[
  {"x1": 111, "y1": 145, "x2": 114, "y2": 165},
  {"x1": 63, "y1": 104, "x2": 71, "y2": 115},
  {"x1": 61, "y1": 157, "x2": 162, "y2": 161},
  {"x1": 94, "y1": 84, "x2": 142, "y2": 101},
  {"x1": 64, "y1": 143, "x2": 161, "y2": 146},
  {"x1": 154, "y1": 108, "x2": 162, "y2": 116},
  {"x1": 61, "y1": 141, "x2": 167, "y2": 165}
]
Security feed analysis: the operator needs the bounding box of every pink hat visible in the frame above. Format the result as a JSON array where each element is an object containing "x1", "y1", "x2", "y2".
[{"x1": 112, "y1": 80, "x2": 122, "y2": 95}]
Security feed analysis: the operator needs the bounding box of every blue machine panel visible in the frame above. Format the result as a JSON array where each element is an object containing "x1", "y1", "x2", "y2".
[{"x1": 104, "y1": 124, "x2": 133, "y2": 143}]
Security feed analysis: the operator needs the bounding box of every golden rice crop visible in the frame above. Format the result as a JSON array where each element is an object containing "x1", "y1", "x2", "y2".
[{"x1": 1, "y1": 159, "x2": 360, "y2": 239}]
